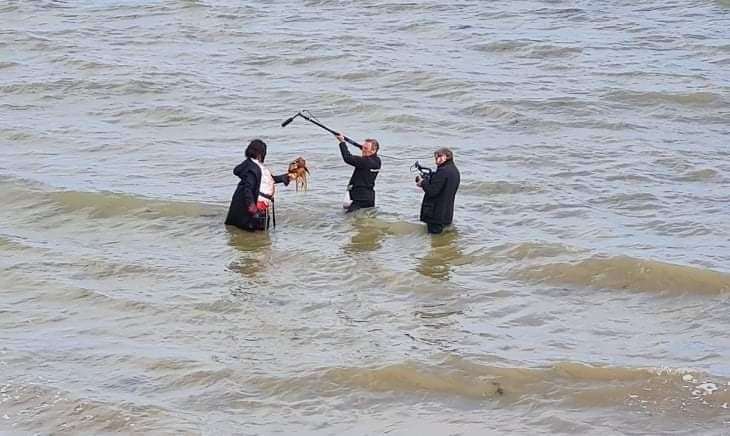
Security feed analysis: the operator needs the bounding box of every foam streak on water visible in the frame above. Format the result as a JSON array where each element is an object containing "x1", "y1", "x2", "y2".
[{"x1": 1, "y1": 1, "x2": 730, "y2": 434}]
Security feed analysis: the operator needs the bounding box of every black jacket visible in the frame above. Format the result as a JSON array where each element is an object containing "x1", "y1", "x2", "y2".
[
  {"x1": 225, "y1": 158, "x2": 262, "y2": 230},
  {"x1": 340, "y1": 142, "x2": 381, "y2": 206},
  {"x1": 419, "y1": 160, "x2": 460, "y2": 225},
  {"x1": 225, "y1": 159, "x2": 290, "y2": 230}
]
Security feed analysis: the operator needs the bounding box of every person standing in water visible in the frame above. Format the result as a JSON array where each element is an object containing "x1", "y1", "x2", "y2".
[
  {"x1": 415, "y1": 147, "x2": 460, "y2": 234},
  {"x1": 335, "y1": 133, "x2": 381, "y2": 213},
  {"x1": 225, "y1": 139, "x2": 290, "y2": 231}
]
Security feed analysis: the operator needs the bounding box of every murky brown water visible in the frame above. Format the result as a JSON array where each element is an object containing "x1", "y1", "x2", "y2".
[{"x1": 2, "y1": 1, "x2": 730, "y2": 434}]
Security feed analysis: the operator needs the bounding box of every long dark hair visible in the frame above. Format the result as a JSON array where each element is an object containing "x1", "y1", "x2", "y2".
[{"x1": 245, "y1": 139, "x2": 267, "y2": 162}]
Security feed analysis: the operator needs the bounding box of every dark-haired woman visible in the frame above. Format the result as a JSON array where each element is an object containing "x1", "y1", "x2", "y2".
[{"x1": 225, "y1": 139, "x2": 290, "y2": 231}]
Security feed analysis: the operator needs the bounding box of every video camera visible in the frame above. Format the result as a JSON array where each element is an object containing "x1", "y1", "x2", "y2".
[{"x1": 412, "y1": 161, "x2": 433, "y2": 182}]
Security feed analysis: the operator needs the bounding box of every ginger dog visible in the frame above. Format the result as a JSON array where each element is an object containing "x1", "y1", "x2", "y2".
[{"x1": 287, "y1": 157, "x2": 310, "y2": 191}]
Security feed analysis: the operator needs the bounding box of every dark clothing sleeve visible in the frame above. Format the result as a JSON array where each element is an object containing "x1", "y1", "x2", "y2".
[
  {"x1": 421, "y1": 170, "x2": 447, "y2": 198},
  {"x1": 340, "y1": 142, "x2": 371, "y2": 168},
  {"x1": 273, "y1": 174, "x2": 290, "y2": 186},
  {"x1": 233, "y1": 162, "x2": 247, "y2": 178},
  {"x1": 339, "y1": 142, "x2": 381, "y2": 207},
  {"x1": 226, "y1": 158, "x2": 263, "y2": 230},
  {"x1": 419, "y1": 161, "x2": 460, "y2": 226},
  {"x1": 241, "y1": 170, "x2": 258, "y2": 209}
]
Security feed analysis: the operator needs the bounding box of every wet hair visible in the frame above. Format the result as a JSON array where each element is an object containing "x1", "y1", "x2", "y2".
[
  {"x1": 365, "y1": 138, "x2": 379, "y2": 153},
  {"x1": 434, "y1": 147, "x2": 453, "y2": 161},
  {"x1": 245, "y1": 139, "x2": 267, "y2": 162}
]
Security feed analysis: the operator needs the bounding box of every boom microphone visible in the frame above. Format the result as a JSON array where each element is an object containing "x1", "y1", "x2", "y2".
[
  {"x1": 281, "y1": 114, "x2": 298, "y2": 127},
  {"x1": 279, "y1": 110, "x2": 364, "y2": 149},
  {"x1": 281, "y1": 110, "x2": 428, "y2": 162}
]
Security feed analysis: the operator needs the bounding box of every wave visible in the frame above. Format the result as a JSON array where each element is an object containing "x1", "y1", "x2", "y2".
[
  {"x1": 709, "y1": 56, "x2": 730, "y2": 65},
  {"x1": 0, "y1": 267, "x2": 167, "y2": 316},
  {"x1": 472, "y1": 40, "x2": 531, "y2": 53},
  {"x1": 472, "y1": 40, "x2": 582, "y2": 58},
  {"x1": 540, "y1": 118, "x2": 649, "y2": 131},
  {"x1": 534, "y1": 7, "x2": 586, "y2": 17},
  {"x1": 381, "y1": 112, "x2": 430, "y2": 125},
  {"x1": 1, "y1": 74, "x2": 203, "y2": 99},
  {"x1": 324, "y1": 362, "x2": 504, "y2": 399},
  {"x1": 676, "y1": 168, "x2": 721, "y2": 182},
  {"x1": 59, "y1": 56, "x2": 121, "y2": 72},
  {"x1": 0, "y1": 234, "x2": 27, "y2": 251},
  {"x1": 457, "y1": 102, "x2": 519, "y2": 121},
  {"x1": 493, "y1": 242, "x2": 579, "y2": 261},
  {"x1": 524, "y1": 44, "x2": 582, "y2": 58},
  {"x1": 6, "y1": 354, "x2": 729, "y2": 432},
  {"x1": 460, "y1": 180, "x2": 542, "y2": 195},
  {"x1": 0, "y1": 3, "x2": 18, "y2": 12},
  {"x1": 3, "y1": 79, "x2": 101, "y2": 97},
  {"x1": 314, "y1": 69, "x2": 374, "y2": 81},
  {"x1": 603, "y1": 89, "x2": 726, "y2": 108},
  {"x1": 102, "y1": 104, "x2": 211, "y2": 126},
  {"x1": 343, "y1": 213, "x2": 425, "y2": 237},
  {"x1": 381, "y1": 70, "x2": 475, "y2": 95},
  {"x1": 0, "y1": 177, "x2": 223, "y2": 221},
  {"x1": 517, "y1": 255, "x2": 730, "y2": 295},
  {"x1": 248, "y1": 356, "x2": 730, "y2": 418},
  {"x1": 48, "y1": 190, "x2": 222, "y2": 219},
  {"x1": 288, "y1": 53, "x2": 341, "y2": 66},
  {"x1": 590, "y1": 192, "x2": 662, "y2": 212},
  {"x1": 56, "y1": 287, "x2": 164, "y2": 315},
  {"x1": 0, "y1": 378, "x2": 194, "y2": 434},
  {"x1": 1, "y1": 129, "x2": 42, "y2": 142},
  {"x1": 631, "y1": 219, "x2": 714, "y2": 238}
]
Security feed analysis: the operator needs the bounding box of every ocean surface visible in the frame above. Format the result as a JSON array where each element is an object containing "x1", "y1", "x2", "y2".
[{"x1": 2, "y1": 1, "x2": 730, "y2": 434}]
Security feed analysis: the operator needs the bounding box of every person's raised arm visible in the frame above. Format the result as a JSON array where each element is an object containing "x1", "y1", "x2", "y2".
[{"x1": 337, "y1": 133, "x2": 369, "y2": 168}]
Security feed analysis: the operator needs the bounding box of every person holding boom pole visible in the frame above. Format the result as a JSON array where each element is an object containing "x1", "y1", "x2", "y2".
[
  {"x1": 279, "y1": 111, "x2": 382, "y2": 212},
  {"x1": 335, "y1": 133, "x2": 381, "y2": 213}
]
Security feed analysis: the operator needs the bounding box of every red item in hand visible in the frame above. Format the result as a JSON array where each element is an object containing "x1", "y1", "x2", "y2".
[{"x1": 256, "y1": 201, "x2": 268, "y2": 213}]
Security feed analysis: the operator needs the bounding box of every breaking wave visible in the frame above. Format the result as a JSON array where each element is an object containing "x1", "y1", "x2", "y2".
[
  {"x1": 472, "y1": 40, "x2": 582, "y2": 58},
  {"x1": 517, "y1": 255, "x2": 730, "y2": 295},
  {"x1": 676, "y1": 168, "x2": 721, "y2": 182},
  {"x1": 603, "y1": 90, "x2": 726, "y2": 108},
  {"x1": 460, "y1": 180, "x2": 542, "y2": 195},
  {"x1": 48, "y1": 190, "x2": 222, "y2": 219},
  {"x1": 0, "y1": 177, "x2": 223, "y2": 220},
  {"x1": 251, "y1": 357, "x2": 730, "y2": 417},
  {"x1": 0, "y1": 379, "x2": 194, "y2": 434}
]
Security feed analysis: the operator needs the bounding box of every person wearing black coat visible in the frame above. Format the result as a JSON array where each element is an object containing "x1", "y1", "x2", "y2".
[
  {"x1": 335, "y1": 133, "x2": 382, "y2": 213},
  {"x1": 225, "y1": 139, "x2": 289, "y2": 231},
  {"x1": 416, "y1": 147, "x2": 460, "y2": 234}
]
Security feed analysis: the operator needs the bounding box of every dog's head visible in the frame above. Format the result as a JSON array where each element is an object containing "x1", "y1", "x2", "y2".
[{"x1": 288, "y1": 157, "x2": 308, "y2": 173}]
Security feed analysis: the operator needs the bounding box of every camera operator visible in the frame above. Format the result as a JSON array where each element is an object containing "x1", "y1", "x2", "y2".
[{"x1": 415, "y1": 148, "x2": 460, "y2": 234}]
